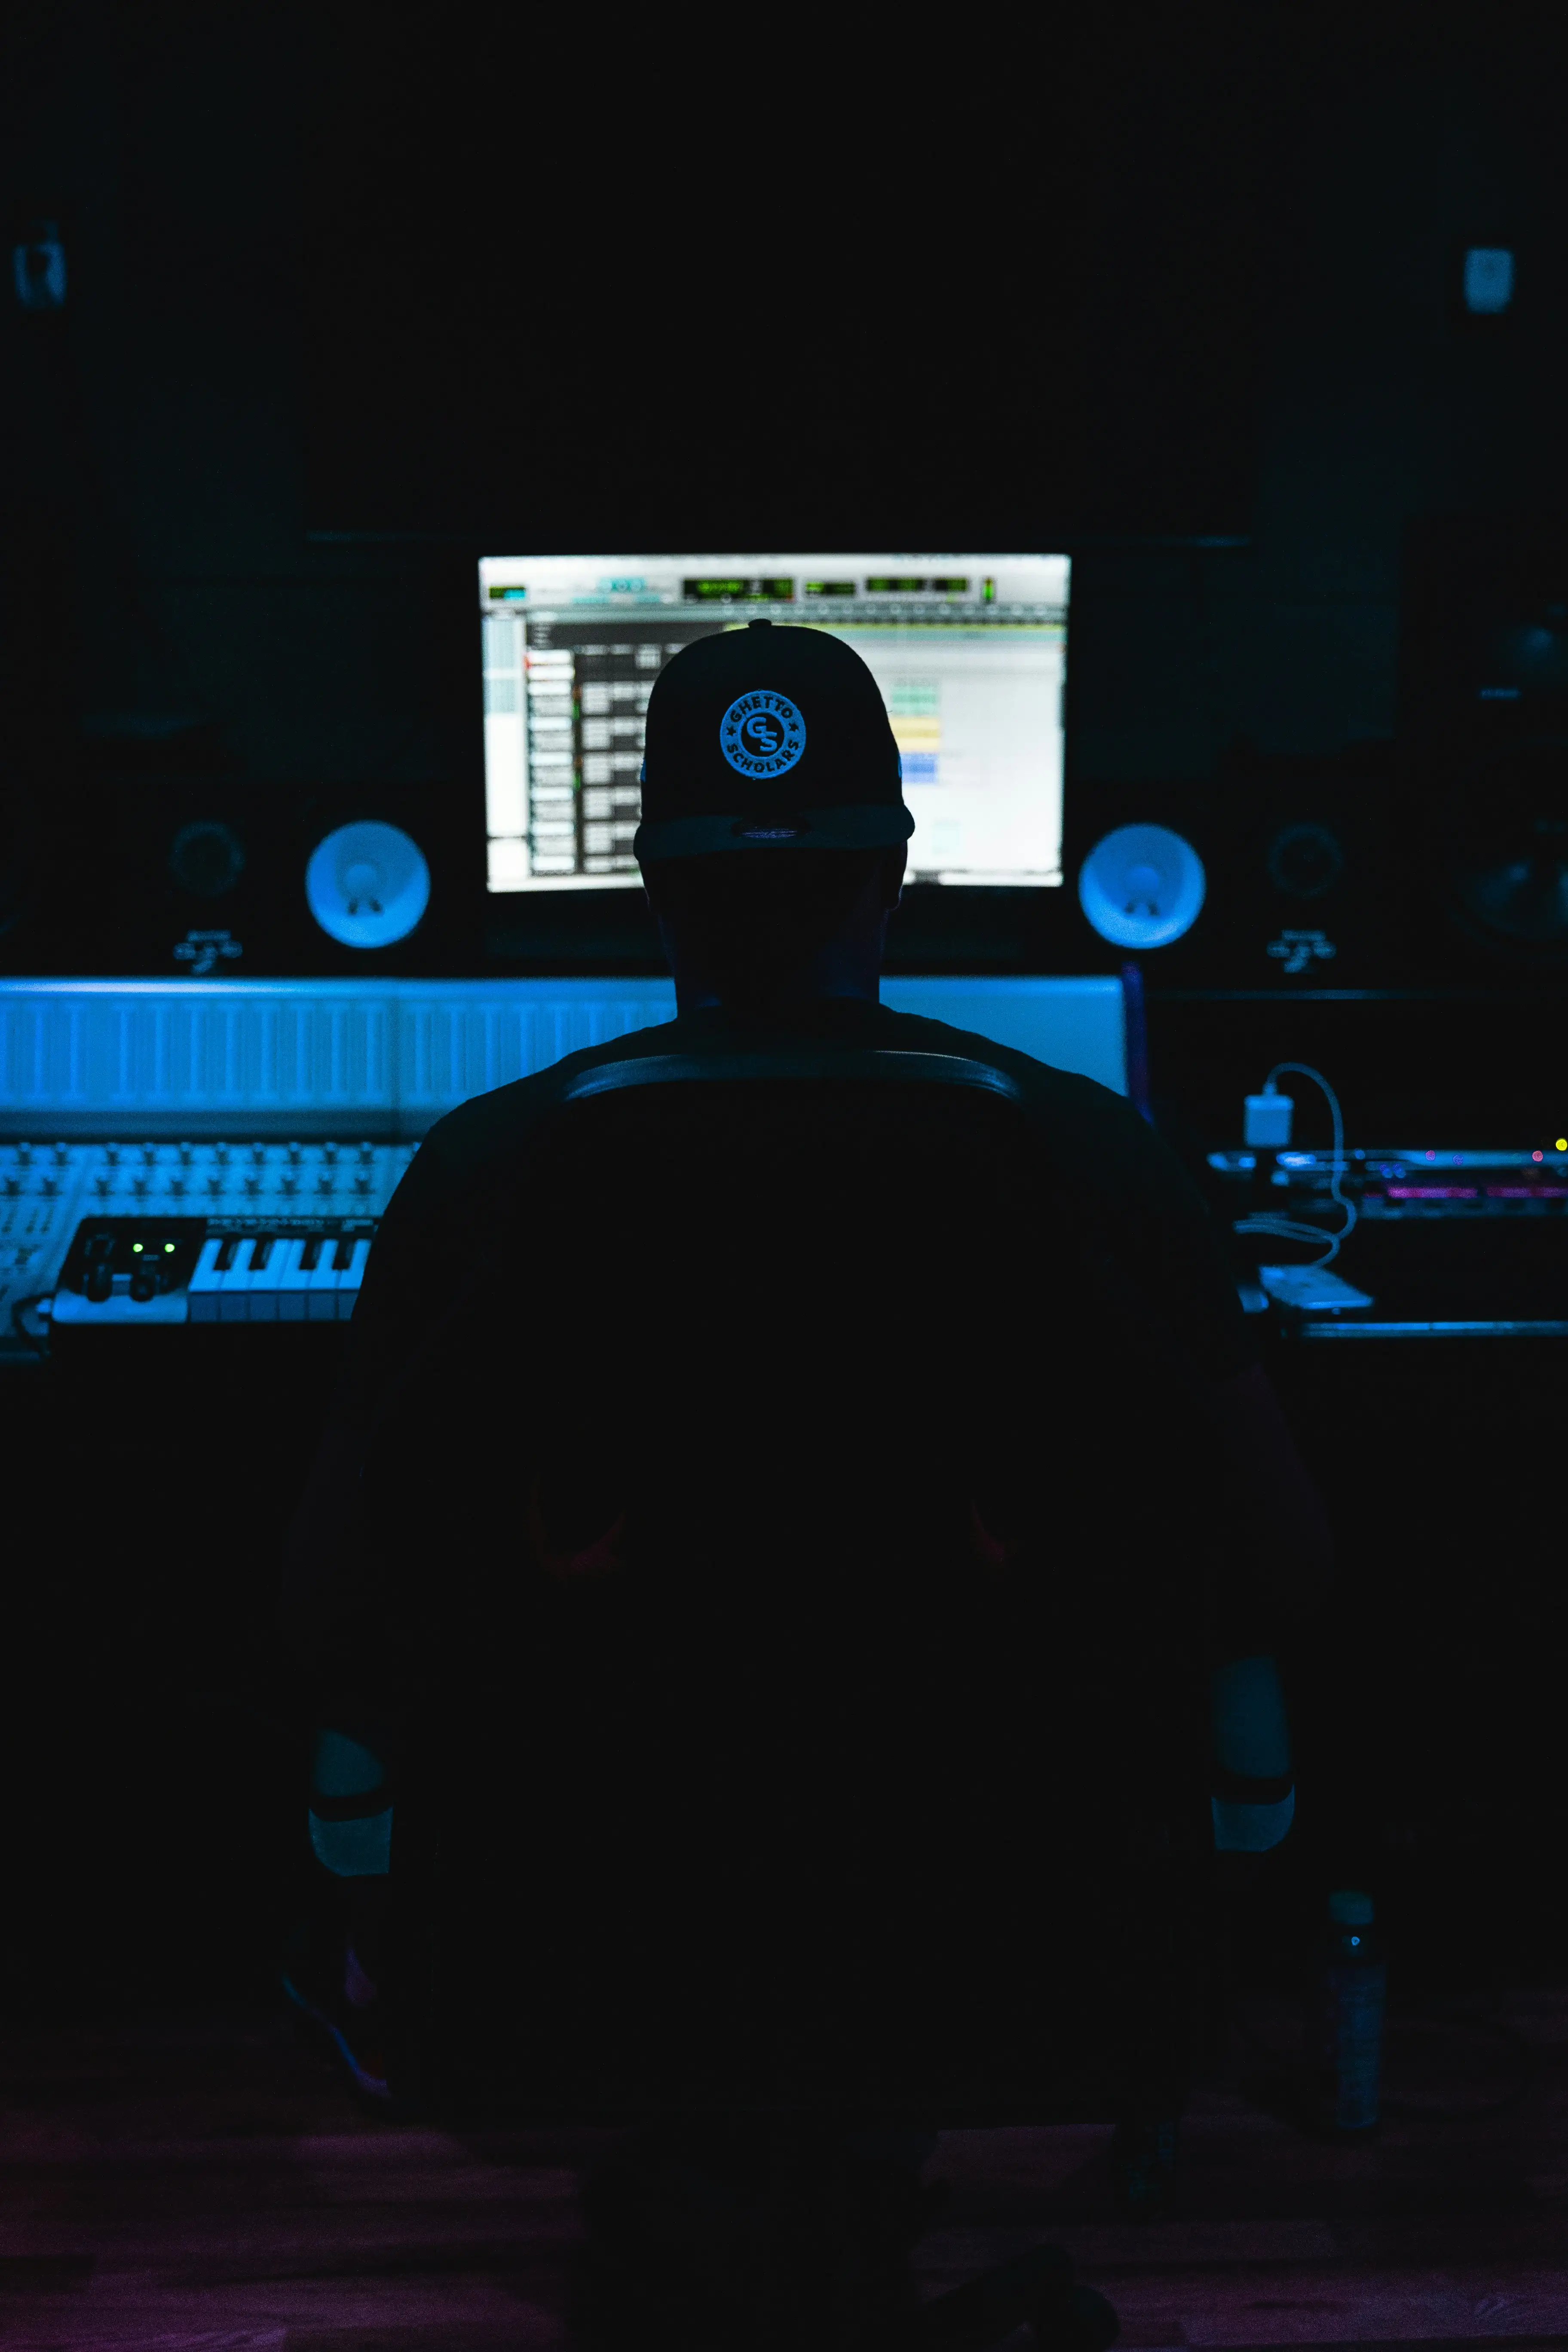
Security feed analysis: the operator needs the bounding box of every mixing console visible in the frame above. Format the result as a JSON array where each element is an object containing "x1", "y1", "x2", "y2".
[
  {"x1": 1, "y1": 1139, "x2": 418, "y2": 1344},
  {"x1": 0, "y1": 976, "x2": 1126, "y2": 1354},
  {"x1": 8, "y1": 1130, "x2": 1564, "y2": 1352}
]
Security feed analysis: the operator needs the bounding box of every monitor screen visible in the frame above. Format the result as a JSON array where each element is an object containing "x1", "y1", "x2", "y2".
[{"x1": 479, "y1": 556, "x2": 1070, "y2": 896}]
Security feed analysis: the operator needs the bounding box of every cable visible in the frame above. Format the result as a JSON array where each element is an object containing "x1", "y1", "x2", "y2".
[
  {"x1": 1233, "y1": 1061, "x2": 1357, "y2": 1269},
  {"x1": 7, "y1": 1293, "x2": 52, "y2": 1359}
]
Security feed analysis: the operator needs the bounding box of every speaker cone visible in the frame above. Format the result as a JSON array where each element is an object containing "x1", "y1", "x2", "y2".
[
  {"x1": 1078, "y1": 824, "x2": 1207, "y2": 949},
  {"x1": 1266, "y1": 820, "x2": 1344, "y2": 901},
  {"x1": 169, "y1": 820, "x2": 246, "y2": 899},
  {"x1": 305, "y1": 821, "x2": 430, "y2": 949},
  {"x1": 1449, "y1": 739, "x2": 1568, "y2": 950}
]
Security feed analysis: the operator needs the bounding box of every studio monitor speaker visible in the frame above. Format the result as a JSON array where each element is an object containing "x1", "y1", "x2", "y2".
[
  {"x1": 0, "y1": 721, "x2": 476, "y2": 977},
  {"x1": 305, "y1": 821, "x2": 431, "y2": 950},
  {"x1": 1400, "y1": 514, "x2": 1568, "y2": 976},
  {"x1": 1065, "y1": 738, "x2": 1395, "y2": 987},
  {"x1": 1078, "y1": 824, "x2": 1207, "y2": 950}
]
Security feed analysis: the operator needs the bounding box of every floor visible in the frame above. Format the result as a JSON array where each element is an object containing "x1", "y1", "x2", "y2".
[{"x1": 5, "y1": 1990, "x2": 1568, "y2": 2352}]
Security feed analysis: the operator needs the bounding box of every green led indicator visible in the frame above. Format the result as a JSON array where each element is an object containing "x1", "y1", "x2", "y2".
[
  {"x1": 164, "y1": 1241, "x2": 176, "y2": 1252},
  {"x1": 132, "y1": 1241, "x2": 144, "y2": 1253}
]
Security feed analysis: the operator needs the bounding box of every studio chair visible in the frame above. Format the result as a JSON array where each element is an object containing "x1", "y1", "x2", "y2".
[{"x1": 361, "y1": 1048, "x2": 1218, "y2": 2348}]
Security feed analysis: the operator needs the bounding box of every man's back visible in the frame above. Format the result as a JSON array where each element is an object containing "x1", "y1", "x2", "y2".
[
  {"x1": 350, "y1": 1030, "x2": 1225, "y2": 2122},
  {"x1": 342, "y1": 995, "x2": 1255, "y2": 1446},
  {"x1": 283, "y1": 619, "x2": 1320, "y2": 2138}
]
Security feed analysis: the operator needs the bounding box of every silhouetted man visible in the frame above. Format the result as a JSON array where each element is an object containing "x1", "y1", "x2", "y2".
[{"x1": 283, "y1": 621, "x2": 1330, "y2": 2345}]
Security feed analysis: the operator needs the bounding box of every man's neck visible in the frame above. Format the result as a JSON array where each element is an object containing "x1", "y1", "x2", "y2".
[
  {"x1": 659, "y1": 913, "x2": 886, "y2": 1017},
  {"x1": 672, "y1": 974, "x2": 881, "y2": 1017}
]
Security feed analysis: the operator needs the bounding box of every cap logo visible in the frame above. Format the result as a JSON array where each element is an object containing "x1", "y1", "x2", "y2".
[{"x1": 720, "y1": 690, "x2": 805, "y2": 779}]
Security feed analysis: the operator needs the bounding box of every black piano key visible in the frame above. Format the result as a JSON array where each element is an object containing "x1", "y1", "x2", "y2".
[
  {"x1": 332, "y1": 1237, "x2": 355, "y2": 1271},
  {"x1": 214, "y1": 1237, "x2": 239, "y2": 1273},
  {"x1": 300, "y1": 1237, "x2": 323, "y2": 1272}
]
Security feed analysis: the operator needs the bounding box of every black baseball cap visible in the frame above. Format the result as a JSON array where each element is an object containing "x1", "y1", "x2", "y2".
[{"x1": 633, "y1": 620, "x2": 916, "y2": 862}]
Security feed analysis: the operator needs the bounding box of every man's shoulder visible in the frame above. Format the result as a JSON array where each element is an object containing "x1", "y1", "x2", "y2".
[
  {"x1": 869, "y1": 1005, "x2": 1142, "y2": 1134},
  {"x1": 426, "y1": 999, "x2": 1139, "y2": 1118},
  {"x1": 415, "y1": 998, "x2": 1149, "y2": 1184},
  {"x1": 417, "y1": 1016, "x2": 686, "y2": 1173},
  {"x1": 875, "y1": 1006, "x2": 1251, "y2": 1372}
]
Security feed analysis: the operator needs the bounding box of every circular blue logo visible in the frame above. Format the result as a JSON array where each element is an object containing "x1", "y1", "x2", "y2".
[{"x1": 720, "y1": 690, "x2": 806, "y2": 780}]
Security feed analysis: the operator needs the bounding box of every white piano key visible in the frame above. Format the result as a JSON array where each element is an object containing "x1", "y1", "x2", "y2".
[
  {"x1": 307, "y1": 1240, "x2": 342, "y2": 1322},
  {"x1": 217, "y1": 1236, "x2": 257, "y2": 1322},
  {"x1": 187, "y1": 1236, "x2": 224, "y2": 1323},
  {"x1": 244, "y1": 1234, "x2": 282, "y2": 1322},
  {"x1": 337, "y1": 1236, "x2": 372, "y2": 1319},
  {"x1": 276, "y1": 1237, "x2": 311, "y2": 1322}
]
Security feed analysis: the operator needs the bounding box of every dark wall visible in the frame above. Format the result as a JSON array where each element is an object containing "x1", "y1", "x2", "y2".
[
  {"x1": 4, "y1": 4, "x2": 1568, "y2": 1132},
  {"x1": 301, "y1": 14, "x2": 1268, "y2": 549},
  {"x1": 0, "y1": 5, "x2": 484, "y2": 980}
]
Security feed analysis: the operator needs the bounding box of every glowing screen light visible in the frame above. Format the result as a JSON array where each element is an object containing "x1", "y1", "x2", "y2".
[
  {"x1": 1463, "y1": 247, "x2": 1514, "y2": 314},
  {"x1": 478, "y1": 554, "x2": 1071, "y2": 897}
]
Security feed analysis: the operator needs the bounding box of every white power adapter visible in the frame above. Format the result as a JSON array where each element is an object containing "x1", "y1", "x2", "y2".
[
  {"x1": 1235, "y1": 1061, "x2": 1355, "y2": 1271},
  {"x1": 1243, "y1": 1084, "x2": 1294, "y2": 1148}
]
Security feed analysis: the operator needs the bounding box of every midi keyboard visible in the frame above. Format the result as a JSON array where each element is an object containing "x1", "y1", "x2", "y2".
[{"x1": 3, "y1": 1139, "x2": 418, "y2": 1343}]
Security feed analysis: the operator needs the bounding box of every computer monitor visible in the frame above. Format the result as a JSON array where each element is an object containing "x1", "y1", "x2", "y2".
[{"x1": 479, "y1": 556, "x2": 1069, "y2": 897}]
